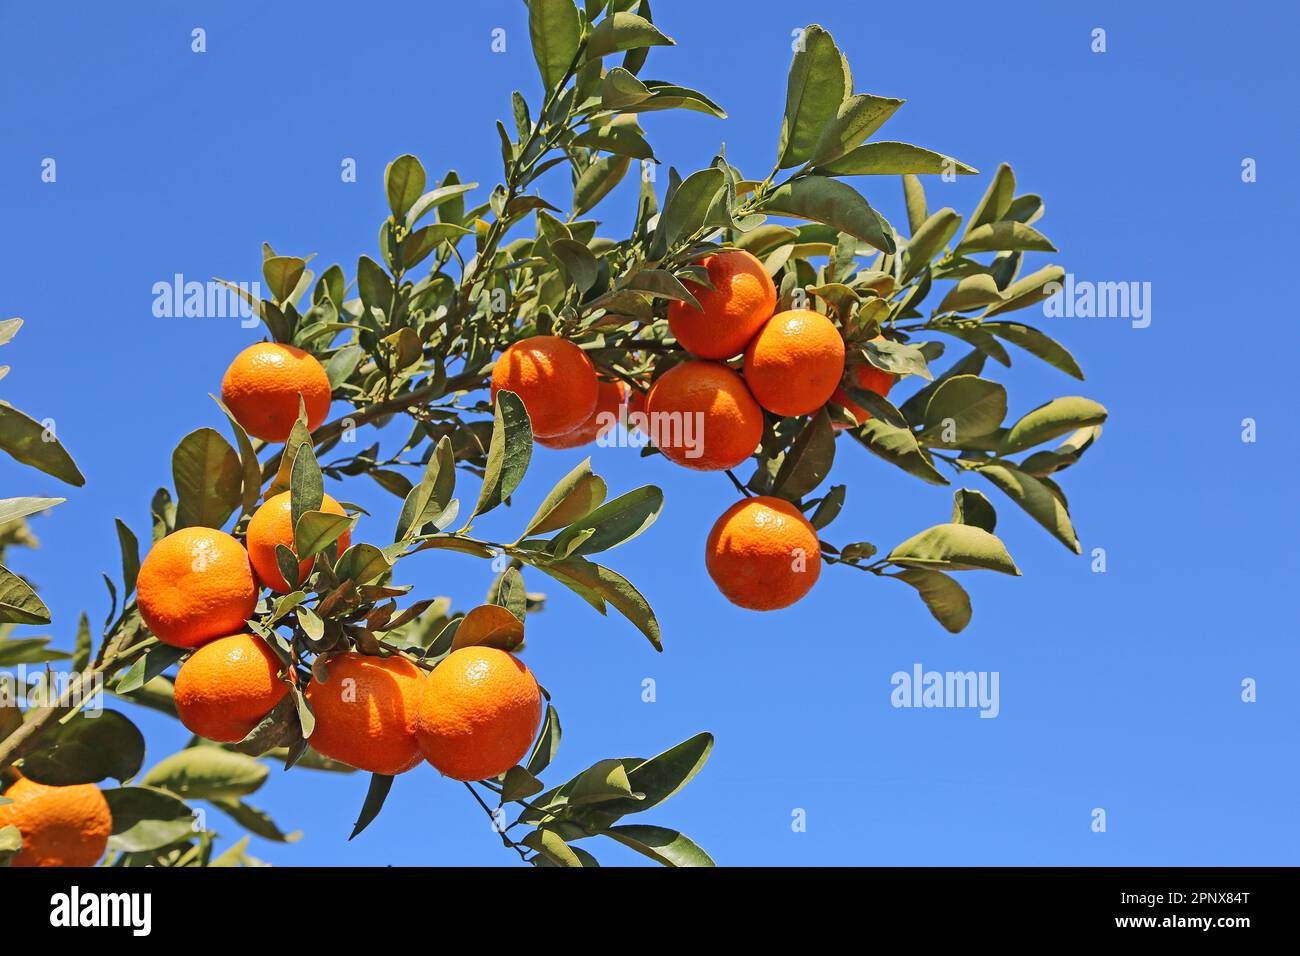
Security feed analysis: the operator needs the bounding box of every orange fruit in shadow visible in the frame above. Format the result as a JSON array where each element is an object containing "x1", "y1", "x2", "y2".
[
  {"x1": 0, "y1": 776, "x2": 112, "y2": 867},
  {"x1": 490, "y1": 336, "x2": 598, "y2": 437},
  {"x1": 668, "y1": 250, "x2": 776, "y2": 359},
  {"x1": 705, "y1": 496, "x2": 821, "y2": 611},
  {"x1": 743, "y1": 309, "x2": 846, "y2": 416},
  {"x1": 644, "y1": 361, "x2": 763, "y2": 471},
  {"x1": 305, "y1": 652, "x2": 424, "y2": 775},
  {"x1": 246, "y1": 491, "x2": 351, "y2": 593},
  {"x1": 536, "y1": 379, "x2": 627, "y2": 449},
  {"x1": 830, "y1": 362, "x2": 897, "y2": 429},
  {"x1": 415, "y1": 647, "x2": 542, "y2": 782},
  {"x1": 222, "y1": 342, "x2": 333, "y2": 442},
  {"x1": 136, "y1": 527, "x2": 258, "y2": 648},
  {"x1": 174, "y1": 632, "x2": 289, "y2": 743}
]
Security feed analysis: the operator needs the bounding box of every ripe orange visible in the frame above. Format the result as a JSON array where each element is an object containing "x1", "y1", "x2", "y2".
[
  {"x1": 490, "y1": 336, "x2": 598, "y2": 438},
  {"x1": 415, "y1": 647, "x2": 542, "y2": 782},
  {"x1": 705, "y1": 496, "x2": 822, "y2": 611},
  {"x1": 305, "y1": 652, "x2": 424, "y2": 775},
  {"x1": 222, "y1": 342, "x2": 333, "y2": 442},
  {"x1": 668, "y1": 250, "x2": 776, "y2": 359},
  {"x1": 536, "y1": 379, "x2": 627, "y2": 449},
  {"x1": 246, "y1": 490, "x2": 351, "y2": 593},
  {"x1": 831, "y1": 361, "x2": 897, "y2": 429},
  {"x1": 644, "y1": 361, "x2": 764, "y2": 471},
  {"x1": 0, "y1": 776, "x2": 112, "y2": 867},
  {"x1": 173, "y1": 633, "x2": 289, "y2": 743},
  {"x1": 136, "y1": 527, "x2": 259, "y2": 648},
  {"x1": 743, "y1": 309, "x2": 846, "y2": 416}
]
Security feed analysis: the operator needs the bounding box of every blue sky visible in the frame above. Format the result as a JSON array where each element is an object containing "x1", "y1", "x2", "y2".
[{"x1": 2, "y1": 0, "x2": 1297, "y2": 866}]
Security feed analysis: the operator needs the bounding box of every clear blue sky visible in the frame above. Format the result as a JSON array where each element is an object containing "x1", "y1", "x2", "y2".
[{"x1": 2, "y1": 0, "x2": 1297, "y2": 866}]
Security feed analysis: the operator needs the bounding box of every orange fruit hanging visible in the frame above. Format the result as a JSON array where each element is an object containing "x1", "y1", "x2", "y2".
[
  {"x1": 742, "y1": 309, "x2": 846, "y2": 416},
  {"x1": 304, "y1": 652, "x2": 424, "y2": 776},
  {"x1": 490, "y1": 335, "x2": 599, "y2": 438},
  {"x1": 0, "y1": 776, "x2": 112, "y2": 867},
  {"x1": 644, "y1": 361, "x2": 763, "y2": 471},
  {"x1": 667, "y1": 250, "x2": 776, "y2": 359},
  {"x1": 705, "y1": 496, "x2": 822, "y2": 611},
  {"x1": 222, "y1": 342, "x2": 333, "y2": 442},
  {"x1": 173, "y1": 632, "x2": 289, "y2": 743},
  {"x1": 246, "y1": 490, "x2": 352, "y2": 593},
  {"x1": 136, "y1": 527, "x2": 259, "y2": 648},
  {"x1": 830, "y1": 361, "x2": 897, "y2": 429},
  {"x1": 536, "y1": 379, "x2": 627, "y2": 449},
  {"x1": 415, "y1": 646, "x2": 542, "y2": 782}
]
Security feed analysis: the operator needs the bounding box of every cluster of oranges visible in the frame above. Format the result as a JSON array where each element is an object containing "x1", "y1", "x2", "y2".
[
  {"x1": 141, "y1": 343, "x2": 543, "y2": 778},
  {"x1": 491, "y1": 250, "x2": 895, "y2": 611}
]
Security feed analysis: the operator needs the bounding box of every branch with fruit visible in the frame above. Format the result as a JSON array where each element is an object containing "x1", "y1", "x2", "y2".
[{"x1": 0, "y1": 2, "x2": 1104, "y2": 868}]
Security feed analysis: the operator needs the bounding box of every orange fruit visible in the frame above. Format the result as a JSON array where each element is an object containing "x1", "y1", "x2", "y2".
[
  {"x1": 222, "y1": 342, "x2": 333, "y2": 442},
  {"x1": 305, "y1": 652, "x2": 424, "y2": 775},
  {"x1": 136, "y1": 527, "x2": 259, "y2": 648},
  {"x1": 644, "y1": 361, "x2": 763, "y2": 471},
  {"x1": 743, "y1": 309, "x2": 846, "y2": 416},
  {"x1": 490, "y1": 336, "x2": 598, "y2": 438},
  {"x1": 173, "y1": 633, "x2": 289, "y2": 743},
  {"x1": 668, "y1": 250, "x2": 776, "y2": 359},
  {"x1": 705, "y1": 496, "x2": 821, "y2": 611},
  {"x1": 536, "y1": 379, "x2": 627, "y2": 449},
  {"x1": 246, "y1": 490, "x2": 352, "y2": 593},
  {"x1": 831, "y1": 362, "x2": 897, "y2": 429},
  {"x1": 415, "y1": 647, "x2": 542, "y2": 782},
  {"x1": 0, "y1": 776, "x2": 112, "y2": 867}
]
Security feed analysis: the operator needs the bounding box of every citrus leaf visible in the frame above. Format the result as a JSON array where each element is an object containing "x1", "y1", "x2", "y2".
[
  {"x1": 919, "y1": 375, "x2": 1007, "y2": 447},
  {"x1": 385, "y1": 154, "x2": 426, "y2": 218},
  {"x1": 0, "y1": 403, "x2": 85, "y2": 487},
  {"x1": 818, "y1": 141, "x2": 977, "y2": 177},
  {"x1": 999, "y1": 397, "x2": 1108, "y2": 455},
  {"x1": 526, "y1": 554, "x2": 661, "y2": 651},
  {"x1": 172, "y1": 427, "x2": 242, "y2": 530},
  {"x1": 21, "y1": 711, "x2": 146, "y2": 784},
  {"x1": 951, "y1": 488, "x2": 997, "y2": 533},
  {"x1": 886, "y1": 522, "x2": 1021, "y2": 575},
  {"x1": 761, "y1": 177, "x2": 895, "y2": 254},
  {"x1": 548, "y1": 485, "x2": 662, "y2": 557},
  {"x1": 0, "y1": 564, "x2": 50, "y2": 626},
  {"x1": 976, "y1": 461, "x2": 1081, "y2": 553},
  {"x1": 469, "y1": 391, "x2": 532, "y2": 524},
  {"x1": 808, "y1": 94, "x2": 904, "y2": 167},
  {"x1": 104, "y1": 786, "x2": 197, "y2": 853},
  {"x1": 849, "y1": 419, "x2": 947, "y2": 485},
  {"x1": 776, "y1": 24, "x2": 846, "y2": 169},
  {"x1": 586, "y1": 11, "x2": 673, "y2": 58},
  {"x1": 889, "y1": 568, "x2": 972, "y2": 634},
  {"x1": 982, "y1": 321, "x2": 1083, "y2": 379},
  {"x1": 140, "y1": 747, "x2": 268, "y2": 801},
  {"x1": 601, "y1": 824, "x2": 715, "y2": 867},
  {"x1": 349, "y1": 773, "x2": 394, "y2": 840}
]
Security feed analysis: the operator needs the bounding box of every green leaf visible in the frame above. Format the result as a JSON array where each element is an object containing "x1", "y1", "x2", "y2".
[
  {"x1": 601, "y1": 732, "x2": 713, "y2": 816},
  {"x1": 900, "y1": 207, "x2": 961, "y2": 282},
  {"x1": 500, "y1": 764, "x2": 545, "y2": 803},
  {"x1": 526, "y1": 554, "x2": 661, "y2": 651},
  {"x1": 890, "y1": 568, "x2": 972, "y2": 634},
  {"x1": 21, "y1": 711, "x2": 146, "y2": 784},
  {"x1": 573, "y1": 155, "x2": 631, "y2": 217},
  {"x1": 963, "y1": 162, "x2": 1016, "y2": 237},
  {"x1": 761, "y1": 177, "x2": 895, "y2": 254},
  {"x1": 919, "y1": 375, "x2": 1007, "y2": 447},
  {"x1": 773, "y1": 409, "x2": 836, "y2": 499},
  {"x1": 528, "y1": 0, "x2": 582, "y2": 89},
  {"x1": 776, "y1": 24, "x2": 846, "y2": 169},
  {"x1": 548, "y1": 485, "x2": 662, "y2": 557},
  {"x1": 956, "y1": 221, "x2": 1056, "y2": 254},
  {"x1": 349, "y1": 773, "x2": 394, "y2": 840},
  {"x1": 210, "y1": 797, "x2": 301, "y2": 843},
  {"x1": 450, "y1": 604, "x2": 525, "y2": 652},
  {"x1": 808, "y1": 94, "x2": 904, "y2": 167},
  {"x1": 140, "y1": 748, "x2": 268, "y2": 801},
  {"x1": 1019, "y1": 425, "x2": 1102, "y2": 477},
  {"x1": 982, "y1": 321, "x2": 1083, "y2": 379},
  {"x1": 999, "y1": 397, "x2": 1108, "y2": 455},
  {"x1": 601, "y1": 824, "x2": 715, "y2": 867},
  {"x1": 406, "y1": 181, "x2": 478, "y2": 229},
  {"x1": 396, "y1": 435, "x2": 456, "y2": 540},
  {"x1": 172, "y1": 427, "x2": 242, "y2": 530},
  {"x1": 586, "y1": 11, "x2": 673, "y2": 58},
  {"x1": 951, "y1": 488, "x2": 997, "y2": 533},
  {"x1": 0, "y1": 635, "x2": 67, "y2": 664},
  {"x1": 659, "y1": 167, "x2": 726, "y2": 248},
  {"x1": 523, "y1": 827, "x2": 584, "y2": 866},
  {"x1": 212, "y1": 396, "x2": 263, "y2": 515},
  {"x1": 0, "y1": 317, "x2": 23, "y2": 346},
  {"x1": 385, "y1": 154, "x2": 426, "y2": 218},
  {"x1": 864, "y1": 337, "x2": 932, "y2": 380},
  {"x1": 808, "y1": 484, "x2": 846, "y2": 530},
  {"x1": 887, "y1": 522, "x2": 1020, "y2": 575},
  {"x1": 524, "y1": 458, "x2": 609, "y2": 537},
  {"x1": 335, "y1": 543, "x2": 392, "y2": 585},
  {"x1": 550, "y1": 237, "x2": 600, "y2": 293},
  {"x1": 936, "y1": 274, "x2": 1007, "y2": 313},
  {"x1": 0, "y1": 403, "x2": 85, "y2": 487},
  {"x1": 571, "y1": 120, "x2": 656, "y2": 160},
  {"x1": 623, "y1": 269, "x2": 700, "y2": 309},
  {"x1": 818, "y1": 141, "x2": 977, "y2": 177},
  {"x1": 104, "y1": 786, "x2": 198, "y2": 853},
  {"x1": 0, "y1": 496, "x2": 63, "y2": 524},
  {"x1": 0, "y1": 564, "x2": 50, "y2": 625},
  {"x1": 294, "y1": 511, "x2": 354, "y2": 563},
  {"x1": 601, "y1": 67, "x2": 653, "y2": 108},
  {"x1": 114, "y1": 643, "x2": 186, "y2": 695},
  {"x1": 976, "y1": 461, "x2": 1081, "y2": 553},
  {"x1": 525, "y1": 703, "x2": 562, "y2": 776},
  {"x1": 469, "y1": 391, "x2": 533, "y2": 524},
  {"x1": 849, "y1": 419, "x2": 947, "y2": 485},
  {"x1": 262, "y1": 256, "x2": 306, "y2": 303},
  {"x1": 289, "y1": 440, "x2": 324, "y2": 535},
  {"x1": 981, "y1": 265, "x2": 1065, "y2": 318}
]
